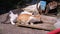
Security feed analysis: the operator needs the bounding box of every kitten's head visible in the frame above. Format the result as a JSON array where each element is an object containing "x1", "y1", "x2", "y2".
[{"x1": 48, "y1": 1, "x2": 57, "y2": 9}]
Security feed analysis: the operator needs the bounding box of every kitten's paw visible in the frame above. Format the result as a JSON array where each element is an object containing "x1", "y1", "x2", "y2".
[
  {"x1": 11, "y1": 23, "x2": 15, "y2": 25},
  {"x1": 30, "y1": 23, "x2": 33, "y2": 25}
]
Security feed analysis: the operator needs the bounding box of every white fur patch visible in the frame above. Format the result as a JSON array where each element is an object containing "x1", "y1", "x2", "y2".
[
  {"x1": 29, "y1": 16, "x2": 40, "y2": 22},
  {"x1": 9, "y1": 11, "x2": 18, "y2": 25},
  {"x1": 23, "y1": 2, "x2": 40, "y2": 12},
  {"x1": 50, "y1": 6, "x2": 54, "y2": 10},
  {"x1": 21, "y1": 11, "x2": 32, "y2": 15}
]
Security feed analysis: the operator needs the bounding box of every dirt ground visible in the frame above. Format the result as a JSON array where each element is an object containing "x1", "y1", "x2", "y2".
[{"x1": 0, "y1": 13, "x2": 49, "y2": 34}]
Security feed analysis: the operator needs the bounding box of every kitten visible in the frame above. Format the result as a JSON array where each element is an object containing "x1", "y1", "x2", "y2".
[
  {"x1": 16, "y1": 13, "x2": 41, "y2": 25},
  {"x1": 1, "y1": 8, "x2": 24, "y2": 25},
  {"x1": 45, "y1": 1, "x2": 57, "y2": 14}
]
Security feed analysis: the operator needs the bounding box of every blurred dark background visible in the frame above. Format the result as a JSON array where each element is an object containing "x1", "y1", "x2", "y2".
[{"x1": 0, "y1": 0, "x2": 60, "y2": 15}]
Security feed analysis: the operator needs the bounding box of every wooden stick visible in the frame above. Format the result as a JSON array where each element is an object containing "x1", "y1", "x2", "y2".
[{"x1": 16, "y1": 23, "x2": 53, "y2": 31}]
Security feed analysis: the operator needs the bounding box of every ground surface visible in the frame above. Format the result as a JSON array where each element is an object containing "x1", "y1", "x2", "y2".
[
  {"x1": 0, "y1": 24, "x2": 49, "y2": 34},
  {"x1": 0, "y1": 13, "x2": 49, "y2": 34}
]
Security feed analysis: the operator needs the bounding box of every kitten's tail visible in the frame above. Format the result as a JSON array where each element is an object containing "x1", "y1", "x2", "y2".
[{"x1": 1, "y1": 12, "x2": 10, "y2": 24}]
